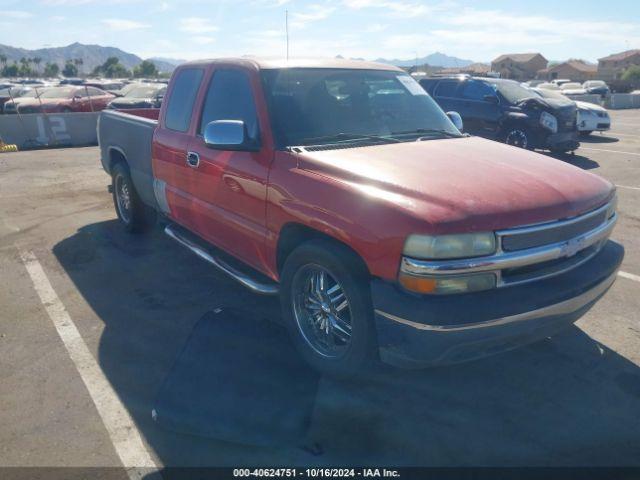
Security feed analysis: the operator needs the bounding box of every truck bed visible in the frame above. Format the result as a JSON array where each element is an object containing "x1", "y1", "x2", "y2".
[{"x1": 97, "y1": 109, "x2": 158, "y2": 210}]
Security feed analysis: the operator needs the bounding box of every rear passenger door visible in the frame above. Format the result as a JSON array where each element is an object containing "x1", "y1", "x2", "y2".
[
  {"x1": 432, "y1": 80, "x2": 465, "y2": 118},
  {"x1": 185, "y1": 67, "x2": 271, "y2": 272},
  {"x1": 459, "y1": 80, "x2": 502, "y2": 137},
  {"x1": 152, "y1": 67, "x2": 205, "y2": 229}
]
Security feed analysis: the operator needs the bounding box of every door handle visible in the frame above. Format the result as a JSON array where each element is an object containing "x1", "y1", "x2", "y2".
[{"x1": 186, "y1": 151, "x2": 200, "y2": 168}]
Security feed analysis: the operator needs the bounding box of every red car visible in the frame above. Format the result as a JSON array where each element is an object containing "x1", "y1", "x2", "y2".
[
  {"x1": 97, "y1": 58, "x2": 623, "y2": 375},
  {"x1": 9, "y1": 86, "x2": 114, "y2": 114}
]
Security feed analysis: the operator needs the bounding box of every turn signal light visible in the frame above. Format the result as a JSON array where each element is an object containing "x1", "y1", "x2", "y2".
[{"x1": 399, "y1": 271, "x2": 496, "y2": 295}]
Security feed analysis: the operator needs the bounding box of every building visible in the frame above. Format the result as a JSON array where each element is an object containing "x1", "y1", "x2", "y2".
[
  {"x1": 598, "y1": 49, "x2": 640, "y2": 80},
  {"x1": 538, "y1": 60, "x2": 598, "y2": 82},
  {"x1": 490, "y1": 53, "x2": 548, "y2": 80}
]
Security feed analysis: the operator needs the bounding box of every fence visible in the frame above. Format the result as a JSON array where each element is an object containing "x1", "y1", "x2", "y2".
[
  {"x1": 0, "y1": 112, "x2": 99, "y2": 150},
  {"x1": 605, "y1": 94, "x2": 640, "y2": 109}
]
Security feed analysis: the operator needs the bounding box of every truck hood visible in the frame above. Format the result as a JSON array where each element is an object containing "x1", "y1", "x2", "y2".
[{"x1": 296, "y1": 136, "x2": 613, "y2": 234}]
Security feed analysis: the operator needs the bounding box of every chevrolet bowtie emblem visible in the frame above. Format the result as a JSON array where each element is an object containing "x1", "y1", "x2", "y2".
[{"x1": 561, "y1": 237, "x2": 586, "y2": 258}]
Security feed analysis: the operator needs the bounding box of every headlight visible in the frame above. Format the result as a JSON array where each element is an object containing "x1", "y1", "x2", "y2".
[
  {"x1": 539, "y1": 111, "x2": 558, "y2": 133},
  {"x1": 403, "y1": 232, "x2": 496, "y2": 260}
]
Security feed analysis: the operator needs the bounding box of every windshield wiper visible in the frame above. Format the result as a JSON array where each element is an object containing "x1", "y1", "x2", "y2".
[
  {"x1": 391, "y1": 128, "x2": 462, "y2": 139},
  {"x1": 299, "y1": 132, "x2": 401, "y2": 146}
]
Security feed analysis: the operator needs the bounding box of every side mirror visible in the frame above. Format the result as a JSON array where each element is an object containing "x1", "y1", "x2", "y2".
[
  {"x1": 483, "y1": 94, "x2": 499, "y2": 104},
  {"x1": 73, "y1": 95, "x2": 82, "y2": 101},
  {"x1": 446, "y1": 111, "x2": 463, "y2": 132},
  {"x1": 203, "y1": 120, "x2": 259, "y2": 151}
]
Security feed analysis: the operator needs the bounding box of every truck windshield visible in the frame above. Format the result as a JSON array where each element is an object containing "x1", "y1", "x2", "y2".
[{"x1": 261, "y1": 68, "x2": 462, "y2": 148}]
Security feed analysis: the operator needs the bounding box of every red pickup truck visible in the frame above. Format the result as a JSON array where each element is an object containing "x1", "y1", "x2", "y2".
[{"x1": 97, "y1": 58, "x2": 623, "y2": 375}]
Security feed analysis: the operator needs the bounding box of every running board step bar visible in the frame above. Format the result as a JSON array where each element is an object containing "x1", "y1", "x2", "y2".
[{"x1": 164, "y1": 224, "x2": 279, "y2": 296}]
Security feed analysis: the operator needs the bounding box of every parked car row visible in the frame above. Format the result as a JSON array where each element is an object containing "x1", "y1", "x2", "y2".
[
  {"x1": 0, "y1": 80, "x2": 167, "y2": 114},
  {"x1": 532, "y1": 79, "x2": 611, "y2": 98}
]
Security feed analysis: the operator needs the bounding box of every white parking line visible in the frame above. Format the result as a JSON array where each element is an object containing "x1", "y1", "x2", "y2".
[
  {"x1": 616, "y1": 184, "x2": 640, "y2": 191},
  {"x1": 607, "y1": 132, "x2": 640, "y2": 138},
  {"x1": 19, "y1": 250, "x2": 158, "y2": 480},
  {"x1": 580, "y1": 147, "x2": 640, "y2": 157},
  {"x1": 619, "y1": 271, "x2": 640, "y2": 283}
]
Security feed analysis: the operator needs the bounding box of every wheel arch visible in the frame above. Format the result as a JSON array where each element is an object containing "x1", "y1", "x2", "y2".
[
  {"x1": 107, "y1": 146, "x2": 129, "y2": 174},
  {"x1": 275, "y1": 223, "x2": 371, "y2": 278}
]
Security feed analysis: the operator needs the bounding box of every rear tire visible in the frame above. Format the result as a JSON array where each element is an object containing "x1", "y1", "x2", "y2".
[
  {"x1": 280, "y1": 239, "x2": 377, "y2": 377},
  {"x1": 111, "y1": 162, "x2": 156, "y2": 233}
]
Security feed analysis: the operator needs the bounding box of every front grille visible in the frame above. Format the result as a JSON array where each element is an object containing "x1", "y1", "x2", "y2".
[
  {"x1": 502, "y1": 207, "x2": 608, "y2": 251},
  {"x1": 555, "y1": 105, "x2": 577, "y2": 133},
  {"x1": 502, "y1": 244, "x2": 600, "y2": 285}
]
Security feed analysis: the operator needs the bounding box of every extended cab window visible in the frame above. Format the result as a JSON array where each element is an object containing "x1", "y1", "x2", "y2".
[
  {"x1": 199, "y1": 69, "x2": 259, "y2": 140},
  {"x1": 165, "y1": 68, "x2": 204, "y2": 132}
]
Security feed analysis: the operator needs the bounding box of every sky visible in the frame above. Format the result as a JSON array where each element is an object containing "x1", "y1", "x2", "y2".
[{"x1": 1, "y1": 0, "x2": 639, "y2": 63}]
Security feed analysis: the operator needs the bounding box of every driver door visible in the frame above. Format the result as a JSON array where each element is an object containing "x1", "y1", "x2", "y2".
[{"x1": 185, "y1": 67, "x2": 271, "y2": 272}]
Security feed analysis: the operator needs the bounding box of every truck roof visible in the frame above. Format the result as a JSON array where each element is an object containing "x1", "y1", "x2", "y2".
[{"x1": 180, "y1": 57, "x2": 402, "y2": 71}]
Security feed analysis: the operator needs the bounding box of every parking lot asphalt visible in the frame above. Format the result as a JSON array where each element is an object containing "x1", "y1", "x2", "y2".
[{"x1": 1, "y1": 109, "x2": 639, "y2": 473}]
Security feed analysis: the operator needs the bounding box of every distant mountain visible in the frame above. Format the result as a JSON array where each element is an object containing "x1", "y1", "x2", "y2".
[
  {"x1": 0, "y1": 42, "x2": 178, "y2": 73},
  {"x1": 148, "y1": 57, "x2": 185, "y2": 73},
  {"x1": 374, "y1": 52, "x2": 474, "y2": 68}
]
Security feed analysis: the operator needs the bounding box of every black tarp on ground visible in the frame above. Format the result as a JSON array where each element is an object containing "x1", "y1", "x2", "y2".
[{"x1": 151, "y1": 308, "x2": 320, "y2": 447}]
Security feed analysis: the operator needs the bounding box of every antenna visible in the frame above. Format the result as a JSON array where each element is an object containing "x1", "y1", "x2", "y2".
[{"x1": 285, "y1": 10, "x2": 289, "y2": 60}]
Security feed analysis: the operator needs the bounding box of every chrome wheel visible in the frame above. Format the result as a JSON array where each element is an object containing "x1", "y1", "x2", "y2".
[
  {"x1": 292, "y1": 265, "x2": 352, "y2": 358},
  {"x1": 115, "y1": 174, "x2": 132, "y2": 224},
  {"x1": 505, "y1": 129, "x2": 528, "y2": 148}
]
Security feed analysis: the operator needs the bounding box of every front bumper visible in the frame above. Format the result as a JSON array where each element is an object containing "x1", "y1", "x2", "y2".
[
  {"x1": 372, "y1": 240, "x2": 624, "y2": 368},
  {"x1": 544, "y1": 131, "x2": 579, "y2": 152}
]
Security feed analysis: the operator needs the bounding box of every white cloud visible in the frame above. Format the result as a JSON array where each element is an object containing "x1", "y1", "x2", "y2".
[
  {"x1": 179, "y1": 17, "x2": 218, "y2": 34},
  {"x1": 191, "y1": 36, "x2": 216, "y2": 45},
  {"x1": 364, "y1": 23, "x2": 387, "y2": 33},
  {"x1": 290, "y1": 4, "x2": 335, "y2": 29},
  {"x1": 343, "y1": 0, "x2": 433, "y2": 18},
  {"x1": 5, "y1": 10, "x2": 33, "y2": 18},
  {"x1": 436, "y1": 9, "x2": 640, "y2": 59},
  {"x1": 50, "y1": 15, "x2": 66, "y2": 21},
  {"x1": 102, "y1": 18, "x2": 150, "y2": 30},
  {"x1": 41, "y1": 0, "x2": 136, "y2": 4}
]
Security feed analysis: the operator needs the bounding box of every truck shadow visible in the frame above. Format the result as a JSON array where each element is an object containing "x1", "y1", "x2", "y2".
[
  {"x1": 544, "y1": 151, "x2": 600, "y2": 170},
  {"x1": 53, "y1": 221, "x2": 640, "y2": 467},
  {"x1": 579, "y1": 134, "x2": 620, "y2": 144}
]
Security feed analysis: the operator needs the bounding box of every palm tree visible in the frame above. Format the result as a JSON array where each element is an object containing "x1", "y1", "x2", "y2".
[
  {"x1": 0, "y1": 54, "x2": 7, "y2": 69},
  {"x1": 74, "y1": 58, "x2": 84, "y2": 76},
  {"x1": 33, "y1": 56, "x2": 42, "y2": 75}
]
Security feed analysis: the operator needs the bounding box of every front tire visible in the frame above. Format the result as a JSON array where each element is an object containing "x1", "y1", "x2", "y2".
[
  {"x1": 111, "y1": 162, "x2": 155, "y2": 233},
  {"x1": 280, "y1": 239, "x2": 377, "y2": 376},
  {"x1": 503, "y1": 126, "x2": 531, "y2": 149}
]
